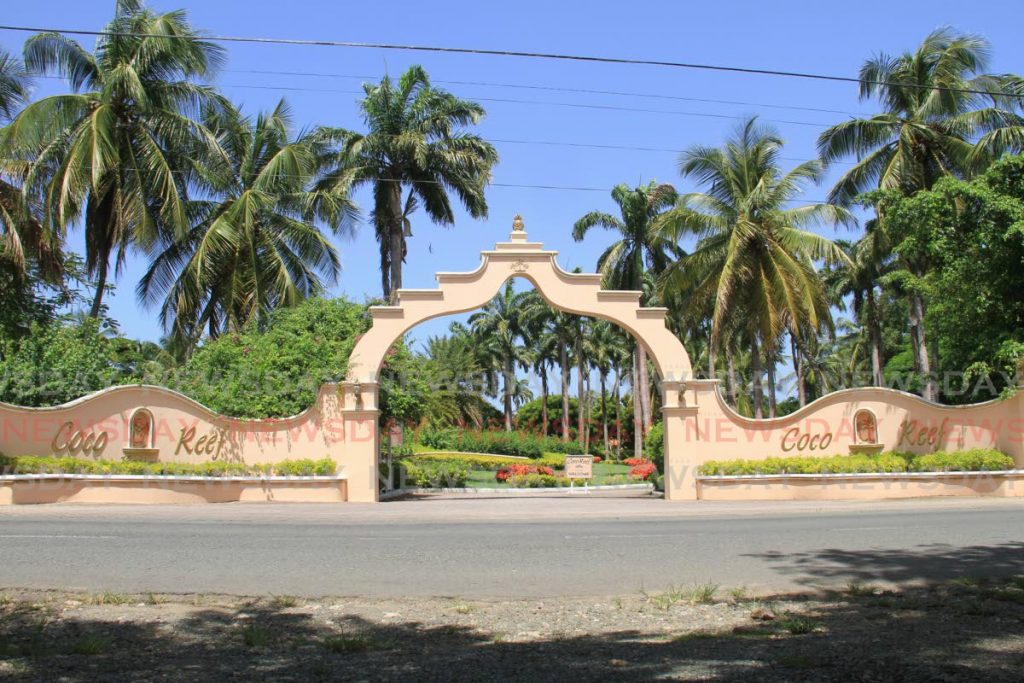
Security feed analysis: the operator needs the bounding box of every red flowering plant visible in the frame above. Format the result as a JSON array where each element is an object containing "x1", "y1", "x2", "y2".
[
  {"x1": 495, "y1": 464, "x2": 554, "y2": 482},
  {"x1": 593, "y1": 456, "x2": 602, "y2": 463},
  {"x1": 630, "y1": 462, "x2": 657, "y2": 480},
  {"x1": 623, "y1": 457, "x2": 649, "y2": 467}
]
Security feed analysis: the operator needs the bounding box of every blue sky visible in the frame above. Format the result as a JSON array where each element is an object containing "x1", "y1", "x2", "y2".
[{"x1": 3, "y1": 0, "x2": 1023, "y2": 351}]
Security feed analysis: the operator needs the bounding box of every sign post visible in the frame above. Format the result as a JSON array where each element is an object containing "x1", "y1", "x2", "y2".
[{"x1": 564, "y1": 454, "x2": 593, "y2": 494}]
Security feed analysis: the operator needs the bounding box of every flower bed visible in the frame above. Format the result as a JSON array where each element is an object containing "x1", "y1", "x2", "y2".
[
  {"x1": 495, "y1": 464, "x2": 554, "y2": 482},
  {"x1": 0, "y1": 455, "x2": 337, "y2": 477},
  {"x1": 396, "y1": 459, "x2": 469, "y2": 488},
  {"x1": 697, "y1": 449, "x2": 1015, "y2": 476}
]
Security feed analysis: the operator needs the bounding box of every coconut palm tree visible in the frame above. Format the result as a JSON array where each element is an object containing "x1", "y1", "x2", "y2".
[
  {"x1": 818, "y1": 28, "x2": 1024, "y2": 206},
  {"x1": 0, "y1": 47, "x2": 60, "y2": 280},
  {"x1": 138, "y1": 100, "x2": 352, "y2": 350},
  {"x1": 818, "y1": 29, "x2": 1024, "y2": 402},
  {"x1": 658, "y1": 117, "x2": 851, "y2": 418},
  {"x1": 469, "y1": 281, "x2": 531, "y2": 431},
  {"x1": 823, "y1": 232, "x2": 890, "y2": 387},
  {"x1": 318, "y1": 66, "x2": 498, "y2": 301},
  {"x1": 573, "y1": 181, "x2": 682, "y2": 445},
  {"x1": 4, "y1": 1, "x2": 226, "y2": 317}
]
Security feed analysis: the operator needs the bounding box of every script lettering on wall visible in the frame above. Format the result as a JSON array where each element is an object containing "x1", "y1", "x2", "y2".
[
  {"x1": 897, "y1": 418, "x2": 950, "y2": 449},
  {"x1": 51, "y1": 422, "x2": 109, "y2": 456},
  {"x1": 175, "y1": 426, "x2": 226, "y2": 458},
  {"x1": 781, "y1": 427, "x2": 833, "y2": 452}
]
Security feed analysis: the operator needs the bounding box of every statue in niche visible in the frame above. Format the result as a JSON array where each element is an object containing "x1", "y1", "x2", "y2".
[
  {"x1": 854, "y1": 410, "x2": 877, "y2": 444},
  {"x1": 129, "y1": 410, "x2": 153, "y2": 449}
]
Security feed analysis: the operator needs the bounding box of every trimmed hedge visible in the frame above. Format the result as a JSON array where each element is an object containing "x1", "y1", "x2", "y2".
[
  {"x1": 396, "y1": 459, "x2": 469, "y2": 488},
  {"x1": 0, "y1": 455, "x2": 337, "y2": 477},
  {"x1": 416, "y1": 427, "x2": 594, "y2": 459},
  {"x1": 697, "y1": 449, "x2": 1015, "y2": 476}
]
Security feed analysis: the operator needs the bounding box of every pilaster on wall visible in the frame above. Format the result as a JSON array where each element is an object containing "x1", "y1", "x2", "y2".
[
  {"x1": 661, "y1": 380, "x2": 713, "y2": 500},
  {"x1": 338, "y1": 381, "x2": 379, "y2": 502}
]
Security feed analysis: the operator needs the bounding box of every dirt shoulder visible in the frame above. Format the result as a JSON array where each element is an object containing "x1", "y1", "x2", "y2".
[{"x1": 1, "y1": 577, "x2": 1022, "y2": 682}]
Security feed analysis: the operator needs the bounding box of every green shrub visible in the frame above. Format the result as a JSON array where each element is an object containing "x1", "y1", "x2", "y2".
[
  {"x1": 697, "y1": 449, "x2": 1013, "y2": 476},
  {"x1": 644, "y1": 422, "x2": 664, "y2": 470},
  {"x1": 397, "y1": 459, "x2": 469, "y2": 488},
  {"x1": 911, "y1": 449, "x2": 1014, "y2": 472},
  {"x1": 409, "y1": 453, "x2": 528, "y2": 470},
  {"x1": 505, "y1": 473, "x2": 570, "y2": 488},
  {"x1": 0, "y1": 455, "x2": 336, "y2": 477}
]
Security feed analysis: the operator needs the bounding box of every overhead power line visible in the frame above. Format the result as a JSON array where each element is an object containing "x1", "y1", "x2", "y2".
[
  {"x1": 1, "y1": 24, "x2": 1021, "y2": 99},
  {"x1": 230, "y1": 68, "x2": 863, "y2": 117}
]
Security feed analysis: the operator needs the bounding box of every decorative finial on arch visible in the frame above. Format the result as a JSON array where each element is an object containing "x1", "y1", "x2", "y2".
[{"x1": 512, "y1": 214, "x2": 525, "y2": 232}]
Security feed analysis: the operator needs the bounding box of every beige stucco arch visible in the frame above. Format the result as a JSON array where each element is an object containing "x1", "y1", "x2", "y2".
[{"x1": 337, "y1": 224, "x2": 700, "y2": 502}]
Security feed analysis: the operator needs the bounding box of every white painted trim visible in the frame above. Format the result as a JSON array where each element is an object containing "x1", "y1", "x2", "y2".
[
  {"x1": 0, "y1": 474, "x2": 346, "y2": 483},
  {"x1": 381, "y1": 483, "x2": 655, "y2": 496},
  {"x1": 697, "y1": 470, "x2": 1024, "y2": 482}
]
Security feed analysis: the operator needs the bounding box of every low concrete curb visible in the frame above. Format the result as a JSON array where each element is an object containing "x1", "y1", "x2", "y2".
[{"x1": 381, "y1": 483, "x2": 656, "y2": 499}]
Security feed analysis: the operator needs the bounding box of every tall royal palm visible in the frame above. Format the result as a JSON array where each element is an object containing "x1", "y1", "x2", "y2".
[
  {"x1": 319, "y1": 66, "x2": 497, "y2": 301},
  {"x1": 817, "y1": 29, "x2": 1023, "y2": 401},
  {"x1": 469, "y1": 281, "x2": 530, "y2": 431},
  {"x1": 573, "y1": 181, "x2": 681, "y2": 442},
  {"x1": 139, "y1": 100, "x2": 352, "y2": 351},
  {"x1": 658, "y1": 118, "x2": 851, "y2": 418},
  {"x1": 4, "y1": 1, "x2": 225, "y2": 317}
]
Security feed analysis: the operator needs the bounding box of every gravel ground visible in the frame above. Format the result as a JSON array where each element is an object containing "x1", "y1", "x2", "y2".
[{"x1": 0, "y1": 578, "x2": 1022, "y2": 682}]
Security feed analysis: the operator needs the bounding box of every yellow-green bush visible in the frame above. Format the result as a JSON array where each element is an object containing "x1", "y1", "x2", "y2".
[
  {"x1": 697, "y1": 449, "x2": 1013, "y2": 476},
  {"x1": 0, "y1": 455, "x2": 336, "y2": 477}
]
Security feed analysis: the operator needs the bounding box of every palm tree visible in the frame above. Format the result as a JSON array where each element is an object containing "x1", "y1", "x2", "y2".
[
  {"x1": 818, "y1": 29, "x2": 1024, "y2": 401},
  {"x1": 1, "y1": 47, "x2": 60, "y2": 280},
  {"x1": 823, "y1": 232, "x2": 890, "y2": 387},
  {"x1": 587, "y1": 320, "x2": 622, "y2": 454},
  {"x1": 469, "y1": 281, "x2": 530, "y2": 431},
  {"x1": 138, "y1": 100, "x2": 352, "y2": 350},
  {"x1": 520, "y1": 291, "x2": 559, "y2": 436},
  {"x1": 818, "y1": 28, "x2": 1024, "y2": 206},
  {"x1": 422, "y1": 325, "x2": 493, "y2": 428},
  {"x1": 4, "y1": 1, "x2": 226, "y2": 317},
  {"x1": 573, "y1": 181, "x2": 681, "y2": 445},
  {"x1": 318, "y1": 66, "x2": 497, "y2": 301},
  {"x1": 657, "y1": 117, "x2": 851, "y2": 418}
]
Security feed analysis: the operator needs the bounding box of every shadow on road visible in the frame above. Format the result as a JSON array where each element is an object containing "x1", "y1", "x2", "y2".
[{"x1": 745, "y1": 541, "x2": 1024, "y2": 586}]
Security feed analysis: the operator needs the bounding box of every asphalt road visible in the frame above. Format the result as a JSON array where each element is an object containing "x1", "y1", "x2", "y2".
[{"x1": 1, "y1": 495, "x2": 1022, "y2": 598}]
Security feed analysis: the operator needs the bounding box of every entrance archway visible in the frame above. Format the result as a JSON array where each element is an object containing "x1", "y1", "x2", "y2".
[{"x1": 337, "y1": 219, "x2": 699, "y2": 501}]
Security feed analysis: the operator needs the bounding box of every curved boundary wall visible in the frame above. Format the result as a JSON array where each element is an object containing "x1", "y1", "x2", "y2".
[{"x1": 1, "y1": 224, "x2": 1022, "y2": 503}]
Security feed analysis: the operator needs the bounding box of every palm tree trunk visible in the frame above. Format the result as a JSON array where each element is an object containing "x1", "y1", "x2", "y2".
[
  {"x1": 540, "y1": 365, "x2": 549, "y2": 436},
  {"x1": 560, "y1": 341, "x2": 571, "y2": 441},
  {"x1": 387, "y1": 182, "x2": 404, "y2": 303},
  {"x1": 727, "y1": 350, "x2": 739, "y2": 407},
  {"x1": 632, "y1": 353, "x2": 643, "y2": 458},
  {"x1": 89, "y1": 257, "x2": 109, "y2": 318},
  {"x1": 612, "y1": 366, "x2": 622, "y2": 459},
  {"x1": 600, "y1": 371, "x2": 609, "y2": 455},
  {"x1": 583, "y1": 373, "x2": 591, "y2": 453},
  {"x1": 867, "y1": 289, "x2": 884, "y2": 387},
  {"x1": 708, "y1": 345, "x2": 716, "y2": 381},
  {"x1": 638, "y1": 345, "x2": 653, "y2": 431},
  {"x1": 766, "y1": 352, "x2": 777, "y2": 418},
  {"x1": 576, "y1": 336, "x2": 586, "y2": 446},
  {"x1": 503, "y1": 357, "x2": 514, "y2": 432},
  {"x1": 751, "y1": 335, "x2": 764, "y2": 419},
  {"x1": 909, "y1": 293, "x2": 936, "y2": 401},
  {"x1": 792, "y1": 336, "x2": 806, "y2": 408}
]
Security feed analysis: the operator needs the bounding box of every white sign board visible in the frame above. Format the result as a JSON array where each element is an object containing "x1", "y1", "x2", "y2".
[{"x1": 564, "y1": 454, "x2": 593, "y2": 479}]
